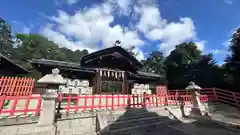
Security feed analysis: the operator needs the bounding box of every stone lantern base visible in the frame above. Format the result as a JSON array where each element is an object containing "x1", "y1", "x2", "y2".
[{"x1": 190, "y1": 107, "x2": 202, "y2": 117}]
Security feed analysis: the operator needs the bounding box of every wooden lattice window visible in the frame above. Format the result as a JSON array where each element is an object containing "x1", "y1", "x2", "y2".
[{"x1": 101, "y1": 81, "x2": 122, "y2": 93}]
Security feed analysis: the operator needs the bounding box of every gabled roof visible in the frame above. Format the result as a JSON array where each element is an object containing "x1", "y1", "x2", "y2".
[
  {"x1": 30, "y1": 59, "x2": 80, "y2": 69},
  {"x1": 80, "y1": 46, "x2": 143, "y2": 70},
  {"x1": 0, "y1": 53, "x2": 29, "y2": 74},
  {"x1": 30, "y1": 59, "x2": 96, "y2": 73}
]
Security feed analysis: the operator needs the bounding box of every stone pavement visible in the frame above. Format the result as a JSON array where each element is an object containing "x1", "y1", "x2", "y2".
[
  {"x1": 56, "y1": 116, "x2": 96, "y2": 135},
  {"x1": 208, "y1": 102, "x2": 240, "y2": 126},
  {"x1": 165, "y1": 102, "x2": 240, "y2": 135},
  {"x1": 0, "y1": 124, "x2": 55, "y2": 135}
]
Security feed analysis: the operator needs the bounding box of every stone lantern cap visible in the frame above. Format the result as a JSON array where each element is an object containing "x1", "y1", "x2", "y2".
[
  {"x1": 37, "y1": 68, "x2": 65, "y2": 85},
  {"x1": 185, "y1": 81, "x2": 201, "y2": 90}
]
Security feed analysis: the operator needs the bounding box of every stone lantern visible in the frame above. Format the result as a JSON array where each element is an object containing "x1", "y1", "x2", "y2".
[
  {"x1": 37, "y1": 68, "x2": 65, "y2": 125},
  {"x1": 186, "y1": 82, "x2": 203, "y2": 116}
]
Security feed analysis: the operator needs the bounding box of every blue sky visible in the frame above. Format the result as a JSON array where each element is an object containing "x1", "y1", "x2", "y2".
[{"x1": 1, "y1": 0, "x2": 240, "y2": 64}]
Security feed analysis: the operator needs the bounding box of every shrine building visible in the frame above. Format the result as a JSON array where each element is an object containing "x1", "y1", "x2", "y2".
[
  {"x1": 30, "y1": 46, "x2": 164, "y2": 94},
  {"x1": 0, "y1": 53, "x2": 29, "y2": 76}
]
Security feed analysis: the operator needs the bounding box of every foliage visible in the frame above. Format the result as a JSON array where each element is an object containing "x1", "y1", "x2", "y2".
[
  {"x1": 0, "y1": 17, "x2": 13, "y2": 57},
  {"x1": 14, "y1": 34, "x2": 88, "y2": 62},
  {"x1": 224, "y1": 28, "x2": 240, "y2": 91},
  {"x1": 141, "y1": 51, "x2": 166, "y2": 76},
  {"x1": 164, "y1": 42, "x2": 202, "y2": 89}
]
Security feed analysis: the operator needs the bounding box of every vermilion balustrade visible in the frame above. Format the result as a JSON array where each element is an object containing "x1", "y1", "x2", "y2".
[
  {"x1": 169, "y1": 88, "x2": 240, "y2": 107},
  {"x1": 0, "y1": 87, "x2": 239, "y2": 116},
  {"x1": 56, "y1": 94, "x2": 208, "y2": 113},
  {"x1": 0, "y1": 95, "x2": 42, "y2": 116},
  {"x1": 0, "y1": 76, "x2": 35, "y2": 96}
]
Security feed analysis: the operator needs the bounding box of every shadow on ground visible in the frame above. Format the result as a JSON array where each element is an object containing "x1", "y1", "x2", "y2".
[
  {"x1": 98, "y1": 104, "x2": 240, "y2": 135},
  {"x1": 208, "y1": 102, "x2": 240, "y2": 119}
]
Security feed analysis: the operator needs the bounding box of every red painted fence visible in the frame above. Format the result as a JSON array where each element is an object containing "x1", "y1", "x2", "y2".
[
  {"x1": 0, "y1": 87, "x2": 239, "y2": 116},
  {"x1": 0, "y1": 95, "x2": 42, "y2": 116},
  {"x1": 57, "y1": 94, "x2": 208, "y2": 113},
  {"x1": 0, "y1": 76, "x2": 35, "y2": 96},
  {"x1": 169, "y1": 88, "x2": 240, "y2": 107}
]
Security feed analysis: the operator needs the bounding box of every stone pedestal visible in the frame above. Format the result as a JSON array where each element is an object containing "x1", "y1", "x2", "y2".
[
  {"x1": 190, "y1": 90, "x2": 202, "y2": 116},
  {"x1": 38, "y1": 93, "x2": 58, "y2": 125},
  {"x1": 185, "y1": 82, "x2": 203, "y2": 117},
  {"x1": 37, "y1": 68, "x2": 65, "y2": 126}
]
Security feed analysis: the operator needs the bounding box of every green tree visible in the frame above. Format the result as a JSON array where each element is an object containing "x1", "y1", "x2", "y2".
[
  {"x1": 0, "y1": 17, "x2": 13, "y2": 57},
  {"x1": 141, "y1": 51, "x2": 166, "y2": 76},
  {"x1": 164, "y1": 42, "x2": 202, "y2": 89},
  {"x1": 14, "y1": 33, "x2": 88, "y2": 62},
  {"x1": 190, "y1": 54, "x2": 223, "y2": 88},
  {"x1": 15, "y1": 34, "x2": 64, "y2": 61},
  {"x1": 224, "y1": 28, "x2": 240, "y2": 91}
]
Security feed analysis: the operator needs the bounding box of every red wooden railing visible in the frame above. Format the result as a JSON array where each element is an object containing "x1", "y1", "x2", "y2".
[
  {"x1": 214, "y1": 88, "x2": 240, "y2": 107},
  {"x1": 0, "y1": 95, "x2": 42, "y2": 116},
  {"x1": 0, "y1": 76, "x2": 35, "y2": 96},
  {"x1": 169, "y1": 88, "x2": 240, "y2": 107},
  {"x1": 57, "y1": 94, "x2": 208, "y2": 113},
  {"x1": 0, "y1": 87, "x2": 238, "y2": 116}
]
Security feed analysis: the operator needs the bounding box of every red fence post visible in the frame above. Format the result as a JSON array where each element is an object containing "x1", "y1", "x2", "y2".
[
  {"x1": 98, "y1": 95, "x2": 102, "y2": 111},
  {"x1": 0, "y1": 95, "x2": 6, "y2": 113},
  {"x1": 84, "y1": 95, "x2": 87, "y2": 112},
  {"x1": 91, "y1": 95, "x2": 95, "y2": 111},
  {"x1": 213, "y1": 88, "x2": 218, "y2": 101},
  {"x1": 232, "y1": 93, "x2": 237, "y2": 106},
  {"x1": 143, "y1": 93, "x2": 146, "y2": 107},
  {"x1": 117, "y1": 94, "x2": 120, "y2": 109},
  {"x1": 155, "y1": 95, "x2": 159, "y2": 107},
  {"x1": 106, "y1": 95, "x2": 108, "y2": 110},
  {"x1": 111, "y1": 94, "x2": 114, "y2": 110},
  {"x1": 24, "y1": 96, "x2": 31, "y2": 115},
  {"x1": 127, "y1": 95, "x2": 131, "y2": 107},
  {"x1": 10, "y1": 96, "x2": 18, "y2": 116},
  {"x1": 76, "y1": 96, "x2": 79, "y2": 112},
  {"x1": 35, "y1": 96, "x2": 42, "y2": 116},
  {"x1": 67, "y1": 95, "x2": 71, "y2": 113}
]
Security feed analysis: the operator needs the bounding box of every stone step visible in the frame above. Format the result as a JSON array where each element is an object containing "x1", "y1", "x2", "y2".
[
  {"x1": 109, "y1": 108, "x2": 170, "y2": 118},
  {"x1": 110, "y1": 111, "x2": 168, "y2": 122},
  {"x1": 110, "y1": 115, "x2": 179, "y2": 131},
  {"x1": 110, "y1": 120, "x2": 184, "y2": 135}
]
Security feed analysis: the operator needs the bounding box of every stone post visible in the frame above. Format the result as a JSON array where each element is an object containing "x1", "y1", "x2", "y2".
[
  {"x1": 186, "y1": 82, "x2": 202, "y2": 116},
  {"x1": 37, "y1": 68, "x2": 65, "y2": 126}
]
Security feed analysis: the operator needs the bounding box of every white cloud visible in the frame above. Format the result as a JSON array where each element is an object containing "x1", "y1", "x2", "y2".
[
  {"x1": 223, "y1": 39, "x2": 231, "y2": 48},
  {"x1": 43, "y1": 1, "x2": 145, "y2": 60},
  {"x1": 66, "y1": 0, "x2": 78, "y2": 5},
  {"x1": 42, "y1": 24, "x2": 97, "y2": 53},
  {"x1": 22, "y1": 27, "x2": 31, "y2": 34},
  {"x1": 195, "y1": 40, "x2": 206, "y2": 51},
  {"x1": 211, "y1": 49, "x2": 228, "y2": 55},
  {"x1": 132, "y1": 47, "x2": 145, "y2": 60},
  {"x1": 42, "y1": 0, "x2": 204, "y2": 60},
  {"x1": 49, "y1": 4, "x2": 143, "y2": 49},
  {"x1": 137, "y1": 5, "x2": 201, "y2": 55},
  {"x1": 224, "y1": 0, "x2": 233, "y2": 4},
  {"x1": 107, "y1": 0, "x2": 156, "y2": 17}
]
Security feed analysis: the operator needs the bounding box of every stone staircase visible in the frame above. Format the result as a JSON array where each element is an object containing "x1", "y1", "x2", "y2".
[{"x1": 97, "y1": 107, "x2": 190, "y2": 135}]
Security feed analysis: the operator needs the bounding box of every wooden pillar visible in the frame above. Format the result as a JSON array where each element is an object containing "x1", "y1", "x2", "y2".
[
  {"x1": 123, "y1": 71, "x2": 128, "y2": 94},
  {"x1": 96, "y1": 69, "x2": 101, "y2": 94}
]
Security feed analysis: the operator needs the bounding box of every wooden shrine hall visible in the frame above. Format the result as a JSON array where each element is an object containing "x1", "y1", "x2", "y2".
[
  {"x1": 0, "y1": 53, "x2": 29, "y2": 76},
  {"x1": 30, "y1": 46, "x2": 164, "y2": 94}
]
